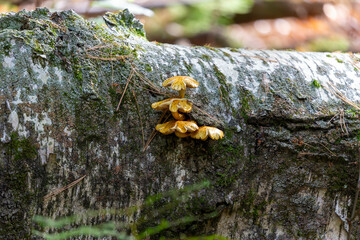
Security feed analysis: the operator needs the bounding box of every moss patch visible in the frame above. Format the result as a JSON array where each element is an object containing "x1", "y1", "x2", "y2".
[
  {"x1": 238, "y1": 190, "x2": 268, "y2": 223},
  {"x1": 213, "y1": 64, "x2": 234, "y2": 113},
  {"x1": 103, "y1": 9, "x2": 146, "y2": 38},
  {"x1": 0, "y1": 133, "x2": 38, "y2": 239}
]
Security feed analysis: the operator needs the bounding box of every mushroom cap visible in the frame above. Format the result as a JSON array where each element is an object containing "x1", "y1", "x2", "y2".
[
  {"x1": 169, "y1": 99, "x2": 192, "y2": 113},
  {"x1": 190, "y1": 126, "x2": 224, "y2": 140},
  {"x1": 176, "y1": 120, "x2": 199, "y2": 133},
  {"x1": 155, "y1": 120, "x2": 199, "y2": 135},
  {"x1": 156, "y1": 120, "x2": 177, "y2": 135},
  {"x1": 175, "y1": 132, "x2": 190, "y2": 138},
  {"x1": 151, "y1": 98, "x2": 192, "y2": 113},
  {"x1": 162, "y1": 76, "x2": 199, "y2": 91}
]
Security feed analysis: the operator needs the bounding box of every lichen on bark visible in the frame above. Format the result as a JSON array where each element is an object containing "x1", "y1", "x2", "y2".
[{"x1": 1, "y1": 8, "x2": 360, "y2": 240}]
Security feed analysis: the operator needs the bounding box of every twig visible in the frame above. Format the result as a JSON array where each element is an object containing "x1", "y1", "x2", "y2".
[
  {"x1": 142, "y1": 130, "x2": 158, "y2": 153},
  {"x1": 133, "y1": 81, "x2": 170, "y2": 96},
  {"x1": 325, "y1": 82, "x2": 360, "y2": 111},
  {"x1": 86, "y1": 54, "x2": 128, "y2": 61},
  {"x1": 85, "y1": 44, "x2": 114, "y2": 52},
  {"x1": 133, "y1": 68, "x2": 165, "y2": 93},
  {"x1": 116, "y1": 68, "x2": 135, "y2": 111},
  {"x1": 218, "y1": 86, "x2": 223, "y2": 104},
  {"x1": 323, "y1": 80, "x2": 360, "y2": 239},
  {"x1": 327, "y1": 113, "x2": 339, "y2": 124},
  {"x1": 193, "y1": 105, "x2": 223, "y2": 124},
  {"x1": 339, "y1": 109, "x2": 349, "y2": 135},
  {"x1": 318, "y1": 142, "x2": 336, "y2": 157},
  {"x1": 132, "y1": 80, "x2": 145, "y2": 148},
  {"x1": 44, "y1": 175, "x2": 86, "y2": 201},
  {"x1": 349, "y1": 53, "x2": 360, "y2": 71},
  {"x1": 142, "y1": 111, "x2": 170, "y2": 152}
]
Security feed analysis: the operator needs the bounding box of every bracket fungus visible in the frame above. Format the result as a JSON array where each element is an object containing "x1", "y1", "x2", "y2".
[{"x1": 151, "y1": 76, "x2": 224, "y2": 141}]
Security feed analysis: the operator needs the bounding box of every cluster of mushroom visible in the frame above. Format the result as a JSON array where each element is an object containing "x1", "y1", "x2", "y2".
[{"x1": 151, "y1": 76, "x2": 224, "y2": 140}]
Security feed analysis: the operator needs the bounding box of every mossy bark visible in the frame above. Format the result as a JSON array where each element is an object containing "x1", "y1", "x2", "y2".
[{"x1": 1, "y1": 8, "x2": 360, "y2": 240}]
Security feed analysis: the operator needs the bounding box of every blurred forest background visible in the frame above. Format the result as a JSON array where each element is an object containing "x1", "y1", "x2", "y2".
[{"x1": 1, "y1": 0, "x2": 360, "y2": 52}]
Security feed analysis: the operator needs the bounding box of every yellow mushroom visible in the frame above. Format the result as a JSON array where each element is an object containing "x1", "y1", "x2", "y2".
[
  {"x1": 190, "y1": 126, "x2": 224, "y2": 140},
  {"x1": 151, "y1": 98, "x2": 193, "y2": 113},
  {"x1": 162, "y1": 76, "x2": 199, "y2": 98},
  {"x1": 155, "y1": 120, "x2": 177, "y2": 135},
  {"x1": 155, "y1": 120, "x2": 199, "y2": 135},
  {"x1": 175, "y1": 132, "x2": 191, "y2": 138},
  {"x1": 176, "y1": 120, "x2": 199, "y2": 133},
  {"x1": 171, "y1": 112, "x2": 186, "y2": 121},
  {"x1": 169, "y1": 99, "x2": 192, "y2": 113}
]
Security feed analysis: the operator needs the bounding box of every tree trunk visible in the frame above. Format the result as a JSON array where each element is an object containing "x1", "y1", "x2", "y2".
[{"x1": 1, "y1": 8, "x2": 360, "y2": 240}]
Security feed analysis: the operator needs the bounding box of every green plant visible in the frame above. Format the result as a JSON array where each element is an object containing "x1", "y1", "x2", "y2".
[
  {"x1": 168, "y1": 0, "x2": 253, "y2": 36},
  {"x1": 311, "y1": 80, "x2": 321, "y2": 88}
]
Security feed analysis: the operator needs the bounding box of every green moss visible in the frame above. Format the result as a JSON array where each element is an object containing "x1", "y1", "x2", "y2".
[
  {"x1": 346, "y1": 108, "x2": 360, "y2": 118},
  {"x1": 1, "y1": 133, "x2": 38, "y2": 238},
  {"x1": 222, "y1": 51, "x2": 235, "y2": 63},
  {"x1": 213, "y1": 64, "x2": 234, "y2": 113},
  {"x1": 103, "y1": 9, "x2": 146, "y2": 38},
  {"x1": 357, "y1": 130, "x2": 360, "y2": 141},
  {"x1": 201, "y1": 54, "x2": 211, "y2": 61},
  {"x1": 238, "y1": 190, "x2": 267, "y2": 223},
  {"x1": 71, "y1": 57, "x2": 83, "y2": 82},
  {"x1": 216, "y1": 172, "x2": 240, "y2": 187},
  {"x1": 213, "y1": 65, "x2": 227, "y2": 87},
  {"x1": 183, "y1": 60, "x2": 192, "y2": 73},
  {"x1": 7, "y1": 132, "x2": 37, "y2": 160},
  {"x1": 336, "y1": 58, "x2": 344, "y2": 63},
  {"x1": 311, "y1": 80, "x2": 322, "y2": 88},
  {"x1": 204, "y1": 45, "x2": 219, "y2": 52},
  {"x1": 145, "y1": 64, "x2": 152, "y2": 72},
  {"x1": 219, "y1": 85, "x2": 231, "y2": 108},
  {"x1": 239, "y1": 89, "x2": 253, "y2": 121},
  {"x1": 108, "y1": 85, "x2": 120, "y2": 109},
  {"x1": 2, "y1": 41, "x2": 12, "y2": 56},
  {"x1": 210, "y1": 130, "x2": 247, "y2": 188},
  {"x1": 223, "y1": 52, "x2": 230, "y2": 57},
  {"x1": 326, "y1": 161, "x2": 357, "y2": 196}
]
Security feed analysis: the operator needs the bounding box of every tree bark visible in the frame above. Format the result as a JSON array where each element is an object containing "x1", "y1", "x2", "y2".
[{"x1": 1, "y1": 8, "x2": 360, "y2": 240}]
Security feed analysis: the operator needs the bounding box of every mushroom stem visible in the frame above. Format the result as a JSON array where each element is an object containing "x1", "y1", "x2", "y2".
[
  {"x1": 172, "y1": 112, "x2": 186, "y2": 120},
  {"x1": 178, "y1": 89, "x2": 185, "y2": 98}
]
